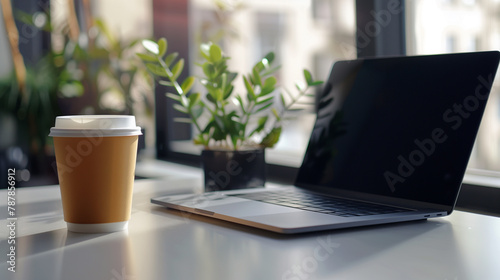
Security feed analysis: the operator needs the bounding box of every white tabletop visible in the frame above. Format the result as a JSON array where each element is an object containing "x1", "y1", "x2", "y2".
[{"x1": 1, "y1": 161, "x2": 500, "y2": 280}]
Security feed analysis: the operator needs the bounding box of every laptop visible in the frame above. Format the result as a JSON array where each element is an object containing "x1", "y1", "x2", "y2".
[{"x1": 152, "y1": 51, "x2": 500, "y2": 234}]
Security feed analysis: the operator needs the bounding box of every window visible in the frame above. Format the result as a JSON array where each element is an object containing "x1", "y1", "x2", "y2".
[
  {"x1": 167, "y1": 0, "x2": 356, "y2": 168},
  {"x1": 155, "y1": 0, "x2": 500, "y2": 197},
  {"x1": 406, "y1": 0, "x2": 500, "y2": 175}
]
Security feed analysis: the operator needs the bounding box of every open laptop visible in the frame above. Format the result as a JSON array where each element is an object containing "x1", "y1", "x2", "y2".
[{"x1": 152, "y1": 51, "x2": 500, "y2": 234}]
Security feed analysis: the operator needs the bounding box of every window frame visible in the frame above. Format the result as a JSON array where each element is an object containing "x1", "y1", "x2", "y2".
[{"x1": 153, "y1": 0, "x2": 500, "y2": 216}]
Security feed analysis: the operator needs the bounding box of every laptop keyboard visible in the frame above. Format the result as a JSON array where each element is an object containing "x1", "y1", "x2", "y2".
[{"x1": 229, "y1": 189, "x2": 412, "y2": 217}]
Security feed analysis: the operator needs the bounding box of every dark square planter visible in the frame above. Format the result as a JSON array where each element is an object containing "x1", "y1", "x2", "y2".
[{"x1": 201, "y1": 149, "x2": 266, "y2": 192}]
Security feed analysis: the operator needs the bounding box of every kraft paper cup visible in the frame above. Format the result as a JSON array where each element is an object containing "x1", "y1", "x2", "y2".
[{"x1": 49, "y1": 115, "x2": 142, "y2": 233}]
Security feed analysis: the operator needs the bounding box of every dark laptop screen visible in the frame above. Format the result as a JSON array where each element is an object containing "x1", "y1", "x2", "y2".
[{"x1": 295, "y1": 51, "x2": 500, "y2": 208}]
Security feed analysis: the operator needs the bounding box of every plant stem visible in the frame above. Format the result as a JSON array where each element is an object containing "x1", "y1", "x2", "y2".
[
  {"x1": 66, "y1": 0, "x2": 80, "y2": 41},
  {"x1": 284, "y1": 87, "x2": 308, "y2": 111},
  {"x1": 158, "y1": 57, "x2": 185, "y2": 96},
  {"x1": 240, "y1": 100, "x2": 255, "y2": 138},
  {"x1": 81, "y1": 0, "x2": 95, "y2": 51},
  {"x1": 157, "y1": 56, "x2": 208, "y2": 145},
  {"x1": 1, "y1": 0, "x2": 26, "y2": 97}
]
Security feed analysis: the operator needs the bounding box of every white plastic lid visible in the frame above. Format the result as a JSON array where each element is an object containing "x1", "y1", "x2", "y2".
[{"x1": 49, "y1": 115, "x2": 142, "y2": 137}]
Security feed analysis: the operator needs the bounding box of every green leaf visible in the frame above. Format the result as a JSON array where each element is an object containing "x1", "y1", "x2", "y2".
[
  {"x1": 200, "y1": 43, "x2": 212, "y2": 61},
  {"x1": 158, "y1": 38, "x2": 167, "y2": 57},
  {"x1": 188, "y1": 93, "x2": 200, "y2": 108},
  {"x1": 206, "y1": 93, "x2": 216, "y2": 104},
  {"x1": 264, "y1": 52, "x2": 275, "y2": 65},
  {"x1": 249, "y1": 116, "x2": 268, "y2": 136},
  {"x1": 142, "y1": 40, "x2": 159, "y2": 55},
  {"x1": 202, "y1": 121, "x2": 214, "y2": 134},
  {"x1": 309, "y1": 81, "x2": 324, "y2": 86},
  {"x1": 171, "y1": 59, "x2": 185, "y2": 81},
  {"x1": 235, "y1": 95, "x2": 246, "y2": 113},
  {"x1": 166, "y1": 92, "x2": 181, "y2": 101},
  {"x1": 243, "y1": 76, "x2": 256, "y2": 100},
  {"x1": 252, "y1": 68, "x2": 262, "y2": 86},
  {"x1": 260, "y1": 126, "x2": 282, "y2": 148},
  {"x1": 258, "y1": 116, "x2": 268, "y2": 127},
  {"x1": 127, "y1": 38, "x2": 141, "y2": 49},
  {"x1": 191, "y1": 104, "x2": 204, "y2": 119},
  {"x1": 193, "y1": 134, "x2": 207, "y2": 145},
  {"x1": 209, "y1": 44, "x2": 223, "y2": 62},
  {"x1": 202, "y1": 63, "x2": 216, "y2": 79},
  {"x1": 14, "y1": 10, "x2": 41, "y2": 30},
  {"x1": 226, "y1": 113, "x2": 241, "y2": 139},
  {"x1": 254, "y1": 52, "x2": 275, "y2": 73},
  {"x1": 214, "y1": 115, "x2": 226, "y2": 131},
  {"x1": 221, "y1": 72, "x2": 228, "y2": 91},
  {"x1": 255, "y1": 102, "x2": 273, "y2": 113},
  {"x1": 181, "y1": 76, "x2": 195, "y2": 93},
  {"x1": 164, "y1": 52, "x2": 179, "y2": 67},
  {"x1": 159, "y1": 80, "x2": 173, "y2": 87},
  {"x1": 254, "y1": 62, "x2": 265, "y2": 73},
  {"x1": 223, "y1": 85, "x2": 234, "y2": 100},
  {"x1": 210, "y1": 128, "x2": 226, "y2": 141},
  {"x1": 256, "y1": 96, "x2": 274, "y2": 105},
  {"x1": 227, "y1": 72, "x2": 238, "y2": 83},
  {"x1": 261, "y1": 76, "x2": 277, "y2": 95},
  {"x1": 136, "y1": 53, "x2": 157, "y2": 62},
  {"x1": 146, "y1": 63, "x2": 168, "y2": 77},
  {"x1": 214, "y1": 88, "x2": 223, "y2": 101},
  {"x1": 304, "y1": 69, "x2": 313, "y2": 85},
  {"x1": 211, "y1": 124, "x2": 227, "y2": 141},
  {"x1": 173, "y1": 103, "x2": 188, "y2": 113},
  {"x1": 272, "y1": 108, "x2": 280, "y2": 119}
]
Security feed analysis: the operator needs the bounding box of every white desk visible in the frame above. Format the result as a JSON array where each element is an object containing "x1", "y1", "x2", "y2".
[{"x1": 1, "y1": 161, "x2": 500, "y2": 280}]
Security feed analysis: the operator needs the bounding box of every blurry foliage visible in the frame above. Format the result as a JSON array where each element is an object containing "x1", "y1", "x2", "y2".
[
  {"x1": 194, "y1": 0, "x2": 246, "y2": 47},
  {"x1": 0, "y1": 3, "x2": 152, "y2": 162},
  {"x1": 92, "y1": 19, "x2": 154, "y2": 116},
  {"x1": 0, "y1": 8, "x2": 82, "y2": 154}
]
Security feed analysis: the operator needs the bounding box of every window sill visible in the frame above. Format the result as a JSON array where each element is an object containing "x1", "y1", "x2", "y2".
[
  {"x1": 145, "y1": 151, "x2": 500, "y2": 217},
  {"x1": 463, "y1": 169, "x2": 500, "y2": 189}
]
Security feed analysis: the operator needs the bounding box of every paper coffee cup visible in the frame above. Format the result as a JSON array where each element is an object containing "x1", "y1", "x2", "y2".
[{"x1": 49, "y1": 115, "x2": 142, "y2": 233}]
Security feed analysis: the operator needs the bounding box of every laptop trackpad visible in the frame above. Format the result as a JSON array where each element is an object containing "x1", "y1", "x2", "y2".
[{"x1": 205, "y1": 200, "x2": 302, "y2": 218}]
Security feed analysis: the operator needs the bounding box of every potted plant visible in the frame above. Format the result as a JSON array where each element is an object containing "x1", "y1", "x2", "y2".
[{"x1": 137, "y1": 38, "x2": 323, "y2": 191}]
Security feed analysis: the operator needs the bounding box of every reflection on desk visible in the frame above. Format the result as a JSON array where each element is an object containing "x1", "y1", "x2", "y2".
[{"x1": 1, "y1": 163, "x2": 500, "y2": 280}]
